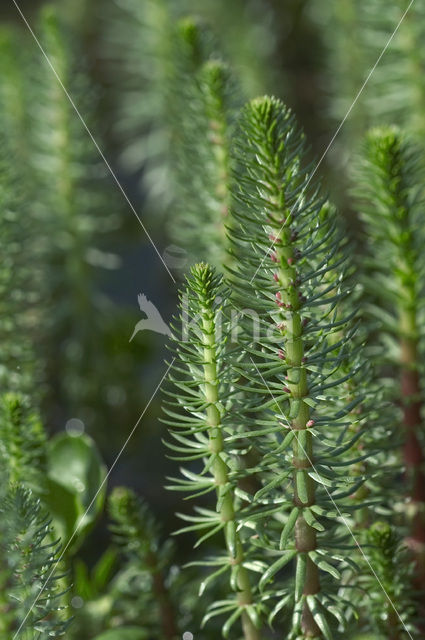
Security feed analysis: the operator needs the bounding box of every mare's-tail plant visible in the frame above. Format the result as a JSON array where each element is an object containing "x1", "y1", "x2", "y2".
[
  {"x1": 102, "y1": 0, "x2": 179, "y2": 208},
  {"x1": 0, "y1": 31, "x2": 41, "y2": 397},
  {"x1": 108, "y1": 487, "x2": 178, "y2": 639},
  {"x1": 0, "y1": 164, "x2": 38, "y2": 396},
  {"x1": 360, "y1": 521, "x2": 417, "y2": 638},
  {"x1": 17, "y1": 4, "x2": 137, "y2": 432},
  {"x1": 225, "y1": 96, "x2": 379, "y2": 638},
  {"x1": 162, "y1": 97, "x2": 390, "y2": 635},
  {"x1": 102, "y1": 0, "x2": 278, "y2": 210},
  {"x1": 169, "y1": 52, "x2": 238, "y2": 267},
  {"x1": 322, "y1": 1, "x2": 425, "y2": 152},
  {"x1": 354, "y1": 126, "x2": 425, "y2": 585},
  {"x1": 0, "y1": 393, "x2": 47, "y2": 491},
  {"x1": 164, "y1": 264, "x2": 263, "y2": 639},
  {"x1": 104, "y1": 5, "x2": 237, "y2": 267},
  {"x1": 0, "y1": 397, "x2": 69, "y2": 637},
  {"x1": 0, "y1": 482, "x2": 69, "y2": 638}
]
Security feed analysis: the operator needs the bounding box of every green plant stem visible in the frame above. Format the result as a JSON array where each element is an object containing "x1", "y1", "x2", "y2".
[
  {"x1": 202, "y1": 61, "x2": 232, "y2": 230},
  {"x1": 274, "y1": 224, "x2": 321, "y2": 638},
  {"x1": 400, "y1": 307, "x2": 425, "y2": 581},
  {"x1": 401, "y1": 9, "x2": 425, "y2": 140},
  {"x1": 202, "y1": 308, "x2": 260, "y2": 640}
]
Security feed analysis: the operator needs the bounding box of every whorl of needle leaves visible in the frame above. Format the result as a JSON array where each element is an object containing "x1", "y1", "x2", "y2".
[
  {"x1": 109, "y1": 486, "x2": 174, "y2": 566},
  {"x1": 163, "y1": 264, "x2": 264, "y2": 639},
  {"x1": 354, "y1": 126, "x2": 425, "y2": 348},
  {"x1": 227, "y1": 96, "x2": 376, "y2": 637},
  {"x1": 108, "y1": 487, "x2": 179, "y2": 640},
  {"x1": 0, "y1": 393, "x2": 47, "y2": 491},
  {"x1": 326, "y1": 1, "x2": 425, "y2": 146},
  {"x1": 361, "y1": 521, "x2": 418, "y2": 637},
  {"x1": 104, "y1": 2, "x2": 239, "y2": 266},
  {"x1": 0, "y1": 33, "x2": 40, "y2": 397},
  {"x1": 354, "y1": 126, "x2": 425, "y2": 592},
  {"x1": 170, "y1": 54, "x2": 238, "y2": 267},
  {"x1": 0, "y1": 484, "x2": 69, "y2": 638}
]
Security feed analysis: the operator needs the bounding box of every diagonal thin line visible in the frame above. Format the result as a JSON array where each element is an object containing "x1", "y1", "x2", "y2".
[
  {"x1": 11, "y1": 0, "x2": 176, "y2": 284},
  {"x1": 250, "y1": 0, "x2": 415, "y2": 285},
  {"x1": 12, "y1": 359, "x2": 174, "y2": 639},
  {"x1": 250, "y1": 357, "x2": 413, "y2": 639}
]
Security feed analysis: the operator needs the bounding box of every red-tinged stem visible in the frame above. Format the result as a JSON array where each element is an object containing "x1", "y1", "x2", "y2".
[
  {"x1": 400, "y1": 327, "x2": 425, "y2": 588},
  {"x1": 146, "y1": 552, "x2": 179, "y2": 640}
]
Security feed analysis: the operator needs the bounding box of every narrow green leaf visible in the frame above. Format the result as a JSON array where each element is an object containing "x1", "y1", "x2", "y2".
[
  {"x1": 225, "y1": 521, "x2": 237, "y2": 558},
  {"x1": 245, "y1": 604, "x2": 261, "y2": 628},
  {"x1": 303, "y1": 508, "x2": 325, "y2": 532},
  {"x1": 296, "y1": 470, "x2": 309, "y2": 504},
  {"x1": 307, "y1": 470, "x2": 334, "y2": 487},
  {"x1": 295, "y1": 553, "x2": 307, "y2": 601},
  {"x1": 279, "y1": 507, "x2": 299, "y2": 550},
  {"x1": 199, "y1": 563, "x2": 229, "y2": 596},
  {"x1": 268, "y1": 593, "x2": 292, "y2": 625},
  {"x1": 309, "y1": 551, "x2": 340, "y2": 580},
  {"x1": 306, "y1": 595, "x2": 333, "y2": 640},
  {"x1": 222, "y1": 606, "x2": 242, "y2": 638},
  {"x1": 259, "y1": 550, "x2": 297, "y2": 591},
  {"x1": 254, "y1": 473, "x2": 288, "y2": 501}
]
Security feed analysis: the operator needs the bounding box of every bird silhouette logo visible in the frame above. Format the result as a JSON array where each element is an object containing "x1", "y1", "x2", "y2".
[{"x1": 129, "y1": 293, "x2": 171, "y2": 342}]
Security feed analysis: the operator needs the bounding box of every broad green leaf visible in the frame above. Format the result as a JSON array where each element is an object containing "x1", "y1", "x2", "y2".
[
  {"x1": 93, "y1": 547, "x2": 118, "y2": 591},
  {"x1": 74, "y1": 559, "x2": 94, "y2": 601},
  {"x1": 93, "y1": 628, "x2": 149, "y2": 640},
  {"x1": 44, "y1": 432, "x2": 107, "y2": 553}
]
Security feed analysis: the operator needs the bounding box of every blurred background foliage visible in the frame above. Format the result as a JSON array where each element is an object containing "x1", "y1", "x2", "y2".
[{"x1": 1, "y1": 0, "x2": 423, "y2": 638}]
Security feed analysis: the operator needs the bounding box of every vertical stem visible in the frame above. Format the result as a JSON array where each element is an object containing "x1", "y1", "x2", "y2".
[
  {"x1": 201, "y1": 60, "x2": 233, "y2": 263},
  {"x1": 241, "y1": 611, "x2": 262, "y2": 640},
  {"x1": 201, "y1": 306, "x2": 260, "y2": 640},
  {"x1": 146, "y1": 552, "x2": 178, "y2": 640},
  {"x1": 274, "y1": 221, "x2": 321, "y2": 637},
  {"x1": 400, "y1": 9, "x2": 425, "y2": 140},
  {"x1": 400, "y1": 307, "x2": 425, "y2": 585}
]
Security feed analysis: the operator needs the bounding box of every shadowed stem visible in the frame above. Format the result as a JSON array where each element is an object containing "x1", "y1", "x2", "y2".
[
  {"x1": 400, "y1": 308, "x2": 425, "y2": 587},
  {"x1": 146, "y1": 551, "x2": 179, "y2": 640}
]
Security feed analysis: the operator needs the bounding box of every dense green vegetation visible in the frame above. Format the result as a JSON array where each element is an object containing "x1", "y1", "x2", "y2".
[{"x1": 1, "y1": 1, "x2": 424, "y2": 638}]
